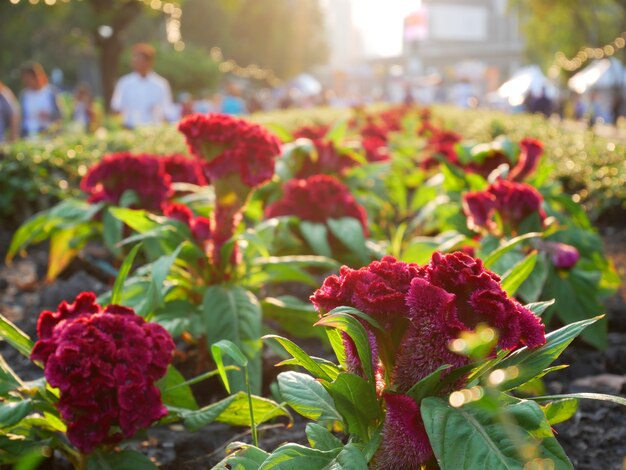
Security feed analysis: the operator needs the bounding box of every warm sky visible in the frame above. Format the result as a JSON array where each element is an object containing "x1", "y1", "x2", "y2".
[{"x1": 351, "y1": 0, "x2": 422, "y2": 57}]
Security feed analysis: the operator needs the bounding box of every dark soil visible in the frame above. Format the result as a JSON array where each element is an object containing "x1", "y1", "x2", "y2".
[{"x1": 1, "y1": 228, "x2": 625, "y2": 469}]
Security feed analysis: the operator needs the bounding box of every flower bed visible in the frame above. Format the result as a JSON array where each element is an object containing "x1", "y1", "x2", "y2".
[{"x1": 1, "y1": 105, "x2": 624, "y2": 469}]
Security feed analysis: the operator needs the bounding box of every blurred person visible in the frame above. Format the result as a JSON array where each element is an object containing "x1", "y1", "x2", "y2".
[
  {"x1": 19, "y1": 62, "x2": 62, "y2": 138},
  {"x1": 451, "y1": 79, "x2": 474, "y2": 108},
  {"x1": 220, "y1": 82, "x2": 246, "y2": 115},
  {"x1": 533, "y1": 87, "x2": 553, "y2": 117},
  {"x1": 72, "y1": 83, "x2": 96, "y2": 132},
  {"x1": 193, "y1": 91, "x2": 219, "y2": 114},
  {"x1": 176, "y1": 92, "x2": 195, "y2": 120},
  {"x1": 111, "y1": 43, "x2": 173, "y2": 128},
  {"x1": 0, "y1": 81, "x2": 20, "y2": 142},
  {"x1": 403, "y1": 83, "x2": 415, "y2": 106}
]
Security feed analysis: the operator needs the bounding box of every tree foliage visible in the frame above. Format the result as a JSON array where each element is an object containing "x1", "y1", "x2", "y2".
[{"x1": 510, "y1": 0, "x2": 626, "y2": 69}]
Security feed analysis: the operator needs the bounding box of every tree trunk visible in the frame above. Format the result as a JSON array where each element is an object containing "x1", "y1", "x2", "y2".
[{"x1": 98, "y1": 35, "x2": 123, "y2": 112}]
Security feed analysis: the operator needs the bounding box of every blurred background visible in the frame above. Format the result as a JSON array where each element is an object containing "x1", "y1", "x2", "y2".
[{"x1": 3, "y1": 0, "x2": 626, "y2": 125}]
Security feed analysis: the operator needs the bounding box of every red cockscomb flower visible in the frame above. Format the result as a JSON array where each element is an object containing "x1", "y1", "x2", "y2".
[
  {"x1": 178, "y1": 113, "x2": 282, "y2": 188},
  {"x1": 31, "y1": 293, "x2": 175, "y2": 454},
  {"x1": 463, "y1": 180, "x2": 545, "y2": 234},
  {"x1": 80, "y1": 153, "x2": 172, "y2": 211},
  {"x1": 292, "y1": 124, "x2": 330, "y2": 141},
  {"x1": 509, "y1": 138, "x2": 544, "y2": 182},
  {"x1": 312, "y1": 252, "x2": 546, "y2": 468},
  {"x1": 163, "y1": 202, "x2": 212, "y2": 247},
  {"x1": 162, "y1": 154, "x2": 208, "y2": 186},
  {"x1": 265, "y1": 175, "x2": 369, "y2": 236},
  {"x1": 393, "y1": 252, "x2": 545, "y2": 391},
  {"x1": 377, "y1": 394, "x2": 434, "y2": 468},
  {"x1": 544, "y1": 241, "x2": 580, "y2": 269}
]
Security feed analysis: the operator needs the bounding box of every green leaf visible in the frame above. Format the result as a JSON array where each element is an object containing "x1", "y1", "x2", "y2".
[
  {"x1": 327, "y1": 217, "x2": 369, "y2": 263},
  {"x1": 517, "y1": 253, "x2": 549, "y2": 302},
  {"x1": 211, "y1": 339, "x2": 248, "y2": 394},
  {"x1": 183, "y1": 392, "x2": 289, "y2": 431},
  {"x1": 0, "y1": 400, "x2": 32, "y2": 428},
  {"x1": 264, "y1": 335, "x2": 333, "y2": 381},
  {"x1": 259, "y1": 443, "x2": 341, "y2": 469},
  {"x1": 0, "y1": 354, "x2": 24, "y2": 394},
  {"x1": 202, "y1": 286, "x2": 262, "y2": 394},
  {"x1": 300, "y1": 221, "x2": 333, "y2": 258},
  {"x1": 543, "y1": 270, "x2": 607, "y2": 349},
  {"x1": 110, "y1": 242, "x2": 142, "y2": 305},
  {"x1": 497, "y1": 316, "x2": 602, "y2": 391},
  {"x1": 305, "y1": 423, "x2": 343, "y2": 451},
  {"x1": 86, "y1": 449, "x2": 158, "y2": 470},
  {"x1": 107, "y1": 207, "x2": 161, "y2": 234},
  {"x1": 215, "y1": 442, "x2": 270, "y2": 470},
  {"x1": 500, "y1": 251, "x2": 538, "y2": 296},
  {"x1": 6, "y1": 212, "x2": 51, "y2": 262},
  {"x1": 252, "y1": 255, "x2": 340, "y2": 271},
  {"x1": 326, "y1": 373, "x2": 381, "y2": 441},
  {"x1": 0, "y1": 314, "x2": 33, "y2": 358},
  {"x1": 530, "y1": 392, "x2": 626, "y2": 407},
  {"x1": 326, "y1": 328, "x2": 347, "y2": 370},
  {"x1": 276, "y1": 356, "x2": 340, "y2": 381},
  {"x1": 278, "y1": 371, "x2": 342, "y2": 423},
  {"x1": 156, "y1": 365, "x2": 198, "y2": 410},
  {"x1": 315, "y1": 313, "x2": 374, "y2": 383},
  {"x1": 325, "y1": 119, "x2": 348, "y2": 144},
  {"x1": 482, "y1": 232, "x2": 543, "y2": 268},
  {"x1": 151, "y1": 300, "x2": 196, "y2": 337},
  {"x1": 541, "y1": 399, "x2": 578, "y2": 425},
  {"x1": 136, "y1": 244, "x2": 184, "y2": 317},
  {"x1": 421, "y1": 397, "x2": 572, "y2": 470},
  {"x1": 46, "y1": 225, "x2": 90, "y2": 281},
  {"x1": 406, "y1": 365, "x2": 452, "y2": 403},
  {"x1": 261, "y1": 297, "x2": 323, "y2": 340},
  {"x1": 329, "y1": 443, "x2": 369, "y2": 469},
  {"x1": 525, "y1": 299, "x2": 555, "y2": 317}
]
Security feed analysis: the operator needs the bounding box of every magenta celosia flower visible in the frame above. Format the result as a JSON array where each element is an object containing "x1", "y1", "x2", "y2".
[
  {"x1": 163, "y1": 202, "x2": 212, "y2": 247},
  {"x1": 363, "y1": 136, "x2": 390, "y2": 162},
  {"x1": 162, "y1": 154, "x2": 208, "y2": 186},
  {"x1": 546, "y1": 242, "x2": 580, "y2": 269},
  {"x1": 80, "y1": 153, "x2": 172, "y2": 211},
  {"x1": 292, "y1": 124, "x2": 330, "y2": 141},
  {"x1": 467, "y1": 150, "x2": 510, "y2": 179},
  {"x1": 312, "y1": 252, "x2": 546, "y2": 468},
  {"x1": 31, "y1": 292, "x2": 175, "y2": 454},
  {"x1": 295, "y1": 140, "x2": 357, "y2": 178},
  {"x1": 311, "y1": 256, "x2": 422, "y2": 326},
  {"x1": 377, "y1": 394, "x2": 433, "y2": 468},
  {"x1": 265, "y1": 175, "x2": 369, "y2": 236},
  {"x1": 178, "y1": 113, "x2": 282, "y2": 188},
  {"x1": 463, "y1": 180, "x2": 546, "y2": 234},
  {"x1": 509, "y1": 138, "x2": 544, "y2": 182}
]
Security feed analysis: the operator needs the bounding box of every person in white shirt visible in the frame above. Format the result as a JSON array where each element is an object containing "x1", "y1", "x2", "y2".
[
  {"x1": 19, "y1": 62, "x2": 61, "y2": 138},
  {"x1": 111, "y1": 43, "x2": 173, "y2": 128}
]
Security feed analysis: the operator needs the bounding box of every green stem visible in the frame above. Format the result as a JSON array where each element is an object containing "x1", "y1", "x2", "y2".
[{"x1": 244, "y1": 366, "x2": 258, "y2": 447}]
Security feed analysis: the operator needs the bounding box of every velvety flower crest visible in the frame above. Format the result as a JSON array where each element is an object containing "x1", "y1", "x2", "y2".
[
  {"x1": 265, "y1": 175, "x2": 369, "y2": 236},
  {"x1": 178, "y1": 113, "x2": 282, "y2": 187},
  {"x1": 80, "y1": 152, "x2": 172, "y2": 211},
  {"x1": 31, "y1": 292, "x2": 175, "y2": 454},
  {"x1": 463, "y1": 180, "x2": 546, "y2": 234}
]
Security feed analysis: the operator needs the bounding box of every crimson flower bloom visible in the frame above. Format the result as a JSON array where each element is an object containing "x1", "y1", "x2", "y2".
[
  {"x1": 178, "y1": 113, "x2": 282, "y2": 188},
  {"x1": 292, "y1": 124, "x2": 330, "y2": 141},
  {"x1": 80, "y1": 153, "x2": 171, "y2": 211},
  {"x1": 31, "y1": 292, "x2": 175, "y2": 454},
  {"x1": 312, "y1": 252, "x2": 546, "y2": 468},
  {"x1": 163, "y1": 202, "x2": 212, "y2": 247},
  {"x1": 162, "y1": 154, "x2": 208, "y2": 186},
  {"x1": 265, "y1": 175, "x2": 369, "y2": 236},
  {"x1": 509, "y1": 138, "x2": 544, "y2": 182},
  {"x1": 544, "y1": 241, "x2": 580, "y2": 269},
  {"x1": 377, "y1": 394, "x2": 434, "y2": 468},
  {"x1": 463, "y1": 180, "x2": 546, "y2": 234}
]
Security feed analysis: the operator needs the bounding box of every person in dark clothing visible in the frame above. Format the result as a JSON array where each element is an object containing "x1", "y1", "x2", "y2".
[{"x1": 532, "y1": 87, "x2": 552, "y2": 116}]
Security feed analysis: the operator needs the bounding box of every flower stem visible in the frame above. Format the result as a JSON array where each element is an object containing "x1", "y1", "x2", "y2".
[{"x1": 244, "y1": 366, "x2": 258, "y2": 447}]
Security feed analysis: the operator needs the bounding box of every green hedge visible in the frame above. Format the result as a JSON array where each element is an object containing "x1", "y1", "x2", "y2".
[{"x1": 1, "y1": 106, "x2": 623, "y2": 226}]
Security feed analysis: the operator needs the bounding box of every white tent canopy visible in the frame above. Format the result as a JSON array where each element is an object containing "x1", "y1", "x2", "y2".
[
  {"x1": 498, "y1": 65, "x2": 559, "y2": 106},
  {"x1": 498, "y1": 65, "x2": 557, "y2": 106},
  {"x1": 568, "y1": 58, "x2": 625, "y2": 94}
]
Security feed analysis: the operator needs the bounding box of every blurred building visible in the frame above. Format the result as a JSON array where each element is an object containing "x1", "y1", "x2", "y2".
[
  {"x1": 403, "y1": 0, "x2": 524, "y2": 95},
  {"x1": 320, "y1": 0, "x2": 364, "y2": 69}
]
